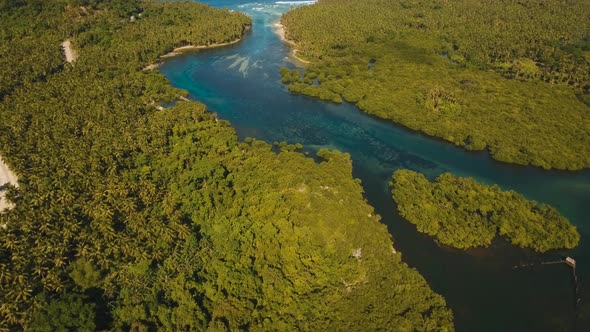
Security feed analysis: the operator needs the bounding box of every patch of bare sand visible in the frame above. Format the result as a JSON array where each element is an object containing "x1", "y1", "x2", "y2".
[
  {"x1": 62, "y1": 39, "x2": 78, "y2": 63},
  {"x1": 0, "y1": 156, "x2": 18, "y2": 214}
]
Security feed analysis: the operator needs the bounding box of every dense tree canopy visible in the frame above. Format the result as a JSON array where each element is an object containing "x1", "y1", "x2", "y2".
[
  {"x1": 0, "y1": 1, "x2": 454, "y2": 330},
  {"x1": 390, "y1": 170, "x2": 580, "y2": 252},
  {"x1": 281, "y1": 0, "x2": 590, "y2": 170}
]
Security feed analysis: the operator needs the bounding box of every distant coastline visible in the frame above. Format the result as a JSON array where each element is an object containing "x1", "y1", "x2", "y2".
[
  {"x1": 273, "y1": 21, "x2": 311, "y2": 64},
  {"x1": 276, "y1": 1, "x2": 317, "y2": 4}
]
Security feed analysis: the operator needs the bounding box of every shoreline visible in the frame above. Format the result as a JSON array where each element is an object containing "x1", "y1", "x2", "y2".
[
  {"x1": 273, "y1": 21, "x2": 311, "y2": 64},
  {"x1": 144, "y1": 38, "x2": 244, "y2": 71},
  {"x1": 162, "y1": 38, "x2": 243, "y2": 58}
]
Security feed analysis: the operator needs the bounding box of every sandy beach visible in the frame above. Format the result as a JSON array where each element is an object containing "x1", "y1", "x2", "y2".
[
  {"x1": 273, "y1": 21, "x2": 294, "y2": 47},
  {"x1": 144, "y1": 38, "x2": 245, "y2": 71},
  {"x1": 273, "y1": 21, "x2": 311, "y2": 64}
]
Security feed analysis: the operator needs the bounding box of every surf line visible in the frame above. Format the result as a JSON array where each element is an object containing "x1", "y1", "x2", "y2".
[{"x1": 275, "y1": 1, "x2": 317, "y2": 4}]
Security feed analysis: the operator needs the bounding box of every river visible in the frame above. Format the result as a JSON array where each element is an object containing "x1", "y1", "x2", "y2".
[{"x1": 159, "y1": 1, "x2": 590, "y2": 331}]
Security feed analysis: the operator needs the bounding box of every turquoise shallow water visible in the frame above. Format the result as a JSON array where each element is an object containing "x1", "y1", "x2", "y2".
[{"x1": 159, "y1": 1, "x2": 590, "y2": 330}]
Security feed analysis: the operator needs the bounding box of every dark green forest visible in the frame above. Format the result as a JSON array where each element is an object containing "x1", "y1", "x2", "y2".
[
  {"x1": 280, "y1": 0, "x2": 590, "y2": 170},
  {"x1": 390, "y1": 170, "x2": 580, "y2": 252},
  {"x1": 0, "y1": 1, "x2": 453, "y2": 330}
]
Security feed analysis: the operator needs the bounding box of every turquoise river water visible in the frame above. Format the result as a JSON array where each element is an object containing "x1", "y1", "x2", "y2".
[{"x1": 159, "y1": 1, "x2": 590, "y2": 331}]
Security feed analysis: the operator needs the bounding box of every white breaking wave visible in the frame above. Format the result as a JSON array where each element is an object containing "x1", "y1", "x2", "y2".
[
  {"x1": 236, "y1": 1, "x2": 314, "y2": 17},
  {"x1": 275, "y1": 1, "x2": 317, "y2": 4},
  {"x1": 224, "y1": 54, "x2": 240, "y2": 60},
  {"x1": 239, "y1": 58, "x2": 250, "y2": 77},
  {"x1": 252, "y1": 60, "x2": 263, "y2": 69},
  {"x1": 228, "y1": 56, "x2": 248, "y2": 69},
  {"x1": 227, "y1": 55, "x2": 252, "y2": 77}
]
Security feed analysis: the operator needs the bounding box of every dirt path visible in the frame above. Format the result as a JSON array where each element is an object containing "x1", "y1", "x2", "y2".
[
  {"x1": 0, "y1": 156, "x2": 18, "y2": 213},
  {"x1": 62, "y1": 39, "x2": 78, "y2": 63}
]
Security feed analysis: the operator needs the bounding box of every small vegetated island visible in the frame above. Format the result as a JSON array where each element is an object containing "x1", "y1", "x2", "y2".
[
  {"x1": 0, "y1": 1, "x2": 453, "y2": 331},
  {"x1": 390, "y1": 170, "x2": 580, "y2": 252},
  {"x1": 280, "y1": 0, "x2": 590, "y2": 170}
]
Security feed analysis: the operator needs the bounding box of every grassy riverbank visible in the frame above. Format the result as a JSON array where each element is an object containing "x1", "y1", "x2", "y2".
[{"x1": 280, "y1": 0, "x2": 590, "y2": 170}]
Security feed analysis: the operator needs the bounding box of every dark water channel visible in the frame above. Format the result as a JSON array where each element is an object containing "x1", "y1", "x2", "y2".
[{"x1": 159, "y1": 1, "x2": 590, "y2": 330}]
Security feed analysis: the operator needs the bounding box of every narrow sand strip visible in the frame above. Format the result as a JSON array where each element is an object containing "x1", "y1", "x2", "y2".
[
  {"x1": 144, "y1": 38, "x2": 244, "y2": 71},
  {"x1": 273, "y1": 21, "x2": 310, "y2": 64},
  {"x1": 62, "y1": 39, "x2": 78, "y2": 63},
  {"x1": 0, "y1": 156, "x2": 18, "y2": 213}
]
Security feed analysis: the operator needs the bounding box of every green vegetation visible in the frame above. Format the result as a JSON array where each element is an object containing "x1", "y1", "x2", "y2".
[
  {"x1": 390, "y1": 170, "x2": 580, "y2": 252},
  {"x1": 281, "y1": 0, "x2": 590, "y2": 170},
  {"x1": 29, "y1": 293, "x2": 96, "y2": 332},
  {"x1": 0, "y1": 1, "x2": 454, "y2": 330}
]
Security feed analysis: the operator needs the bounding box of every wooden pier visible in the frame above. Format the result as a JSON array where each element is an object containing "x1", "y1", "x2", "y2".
[
  {"x1": 513, "y1": 256, "x2": 580, "y2": 329},
  {"x1": 565, "y1": 256, "x2": 576, "y2": 268}
]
